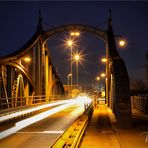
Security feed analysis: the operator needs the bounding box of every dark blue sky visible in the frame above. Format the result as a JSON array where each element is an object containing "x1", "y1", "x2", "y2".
[{"x1": 0, "y1": 1, "x2": 148, "y2": 85}]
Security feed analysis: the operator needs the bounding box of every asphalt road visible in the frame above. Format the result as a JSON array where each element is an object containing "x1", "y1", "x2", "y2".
[{"x1": 0, "y1": 103, "x2": 84, "y2": 148}]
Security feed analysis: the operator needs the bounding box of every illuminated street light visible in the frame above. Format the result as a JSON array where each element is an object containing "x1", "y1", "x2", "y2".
[
  {"x1": 74, "y1": 54, "x2": 80, "y2": 61},
  {"x1": 74, "y1": 54, "x2": 80, "y2": 89},
  {"x1": 67, "y1": 40, "x2": 73, "y2": 46},
  {"x1": 23, "y1": 57, "x2": 31, "y2": 62},
  {"x1": 70, "y1": 32, "x2": 80, "y2": 36},
  {"x1": 67, "y1": 39, "x2": 74, "y2": 90},
  {"x1": 101, "y1": 73, "x2": 106, "y2": 78},
  {"x1": 75, "y1": 32, "x2": 80, "y2": 36},
  {"x1": 96, "y1": 77, "x2": 100, "y2": 80},
  {"x1": 119, "y1": 39, "x2": 126, "y2": 47},
  {"x1": 96, "y1": 76, "x2": 100, "y2": 91},
  {"x1": 101, "y1": 58, "x2": 107, "y2": 63}
]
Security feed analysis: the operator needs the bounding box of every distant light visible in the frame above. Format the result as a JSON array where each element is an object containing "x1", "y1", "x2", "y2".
[
  {"x1": 68, "y1": 73, "x2": 72, "y2": 77},
  {"x1": 75, "y1": 32, "x2": 80, "y2": 36},
  {"x1": 101, "y1": 73, "x2": 106, "y2": 78},
  {"x1": 70, "y1": 32, "x2": 80, "y2": 36},
  {"x1": 101, "y1": 58, "x2": 107, "y2": 63},
  {"x1": 70, "y1": 32, "x2": 75, "y2": 36},
  {"x1": 96, "y1": 77, "x2": 100, "y2": 80},
  {"x1": 24, "y1": 57, "x2": 31, "y2": 62}
]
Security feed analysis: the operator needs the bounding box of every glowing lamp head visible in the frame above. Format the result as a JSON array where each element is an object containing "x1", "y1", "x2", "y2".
[
  {"x1": 70, "y1": 32, "x2": 75, "y2": 36},
  {"x1": 101, "y1": 73, "x2": 106, "y2": 78},
  {"x1": 67, "y1": 40, "x2": 73, "y2": 47},
  {"x1": 24, "y1": 57, "x2": 31, "y2": 62},
  {"x1": 74, "y1": 54, "x2": 80, "y2": 61},
  {"x1": 119, "y1": 40, "x2": 125, "y2": 47},
  {"x1": 101, "y1": 58, "x2": 107, "y2": 63},
  {"x1": 75, "y1": 32, "x2": 80, "y2": 36},
  {"x1": 96, "y1": 77, "x2": 100, "y2": 80},
  {"x1": 70, "y1": 32, "x2": 80, "y2": 36}
]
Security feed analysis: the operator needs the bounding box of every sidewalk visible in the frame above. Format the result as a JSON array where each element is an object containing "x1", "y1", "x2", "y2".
[{"x1": 80, "y1": 104, "x2": 148, "y2": 148}]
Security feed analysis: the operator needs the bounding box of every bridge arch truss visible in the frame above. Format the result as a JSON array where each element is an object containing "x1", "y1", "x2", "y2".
[{"x1": 0, "y1": 15, "x2": 132, "y2": 128}]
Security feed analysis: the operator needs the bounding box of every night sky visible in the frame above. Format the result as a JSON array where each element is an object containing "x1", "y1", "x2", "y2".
[{"x1": 0, "y1": 1, "x2": 148, "y2": 86}]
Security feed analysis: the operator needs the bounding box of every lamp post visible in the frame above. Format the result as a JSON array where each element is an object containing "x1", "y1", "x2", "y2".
[
  {"x1": 67, "y1": 73, "x2": 72, "y2": 85},
  {"x1": 96, "y1": 76, "x2": 100, "y2": 91},
  {"x1": 67, "y1": 40, "x2": 73, "y2": 91},
  {"x1": 74, "y1": 54, "x2": 80, "y2": 89},
  {"x1": 101, "y1": 73, "x2": 106, "y2": 78}
]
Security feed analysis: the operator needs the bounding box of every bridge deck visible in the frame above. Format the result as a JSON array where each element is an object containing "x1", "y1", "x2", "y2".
[{"x1": 80, "y1": 104, "x2": 148, "y2": 148}]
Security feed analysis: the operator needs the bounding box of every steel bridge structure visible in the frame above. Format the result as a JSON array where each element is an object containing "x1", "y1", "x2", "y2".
[{"x1": 0, "y1": 11, "x2": 132, "y2": 128}]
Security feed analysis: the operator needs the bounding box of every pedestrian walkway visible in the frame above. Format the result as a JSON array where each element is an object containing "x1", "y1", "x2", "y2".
[{"x1": 80, "y1": 104, "x2": 148, "y2": 148}]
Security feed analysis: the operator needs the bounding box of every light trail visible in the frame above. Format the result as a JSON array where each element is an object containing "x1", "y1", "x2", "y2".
[
  {"x1": 0, "y1": 100, "x2": 73, "y2": 122},
  {"x1": 0, "y1": 95, "x2": 92, "y2": 140},
  {"x1": 0, "y1": 100, "x2": 76, "y2": 140},
  {"x1": 16, "y1": 131, "x2": 64, "y2": 134}
]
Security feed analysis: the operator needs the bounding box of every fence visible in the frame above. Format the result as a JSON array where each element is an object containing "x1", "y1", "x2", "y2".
[
  {"x1": 131, "y1": 95, "x2": 148, "y2": 114},
  {"x1": 0, "y1": 95, "x2": 67, "y2": 110}
]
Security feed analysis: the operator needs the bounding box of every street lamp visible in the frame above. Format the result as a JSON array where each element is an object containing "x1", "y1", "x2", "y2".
[
  {"x1": 119, "y1": 40, "x2": 125, "y2": 47},
  {"x1": 118, "y1": 39, "x2": 126, "y2": 47},
  {"x1": 96, "y1": 76, "x2": 100, "y2": 91},
  {"x1": 96, "y1": 77, "x2": 100, "y2": 80},
  {"x1": 67, "y1": 39, "x2": 73, "y2": 90},
  {"x1": 101, "y1": 58, "x2": 107, "y2": 63},
  {"x1": 67, "y1": 73, "x2": 72, "y2": 85},
  {"x1": 101, "y1": 73, "x2": 106, "y2": 78},
  {"x1": 74, "y1": 54, "x2": 80, "y2": 89},
  {"x1": 23, "y1": 57, "x2": 31, "y2": 62},
  {"x1": 70, "y1": 32, "x2": 80, "y2": 36}
]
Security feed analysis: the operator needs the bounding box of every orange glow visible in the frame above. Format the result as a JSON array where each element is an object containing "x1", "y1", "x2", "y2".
[
  {"x1": 101, "y1": 58, "x2": 107, "y2": 62},
  {"x1": 74, "y1": 54, "x2": 80, "y2": 61},
  {"x1": 96, "y1": 77, "x2": 100, "y2": 80},
  {"x1": 101, "y1": 73, "x2": 106, "y2": 78},
  {"x1": 75, "y1": 32, "x2": 80, "y2": 36},
  {"x1": 24, "y1": 57, "x2": 31, "y2": 62},
  {"x1": 70, "y1": 32, "x2": 75, "y2": 36},
  {"x1": 67, "y1": 40, "x2": 73, "y2": 47},
  {"x1": 70, "y1": 32, "x2": 80, "y2": 36},
  {"x1": 73, "y1": 51, "x2": 85, "y2": 65}
]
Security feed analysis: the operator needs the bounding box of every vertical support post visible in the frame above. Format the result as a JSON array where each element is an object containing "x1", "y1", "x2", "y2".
[
  {"x1": 45, "y1": 50, "x2": 49, "y2": 102},
  {"x1": 6, "y1": 65, "x2": 12, "y2": 99},
  {"x1": 25, "y1": 82, "x2": 29, "y2": 106},
  {"x1": 35, "y1": 40, "x2": 42, "y2": 97},
  {"x1": 0, "y1": 66, "x2": 9, "y2": 108}
]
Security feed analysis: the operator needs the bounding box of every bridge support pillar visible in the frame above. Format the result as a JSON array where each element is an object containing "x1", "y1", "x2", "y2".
[{"x1": 107, "y1": 20, "x2": 132, "y2": 128}]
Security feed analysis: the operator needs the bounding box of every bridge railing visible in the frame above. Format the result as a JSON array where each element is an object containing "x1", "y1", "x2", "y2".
[
  {"x1": 131, "y1": 95, "x2": 148, "y2": 114},
  {"x1": 0, "y1": 95, "x2": 69, "y2": 110}
]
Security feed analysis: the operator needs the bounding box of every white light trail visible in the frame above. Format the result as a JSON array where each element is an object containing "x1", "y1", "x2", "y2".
[
  {"x1": 0, "y1": 100, "x2": 73, "y2": 122},
  {"x1": 0, "y1": 100, "x2": 76, "y2": 140},
  {"x1": 16, "y1": 131, "x2": 64, "y2": 134}
]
